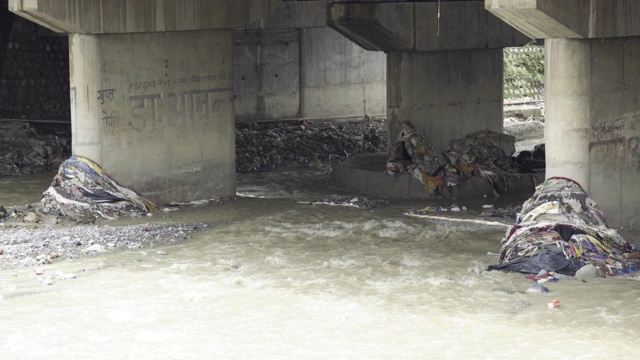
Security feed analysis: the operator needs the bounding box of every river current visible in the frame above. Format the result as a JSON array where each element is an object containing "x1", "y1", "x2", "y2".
[{"x1": 1, "y1": 170, "x2": 639, "y2": 359}]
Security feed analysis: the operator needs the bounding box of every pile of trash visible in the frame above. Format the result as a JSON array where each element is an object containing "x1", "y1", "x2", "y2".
[
  {"x1": 236, "y1": 118, "x2": 387, "y2": 173},
  {"x1": 386, "y1": 122, "x2": 529, "y2": 197},
  {"x1": 40, "y1": 156, "x2": 161, "y2": 221},
  {"x1": 0, "y1": 122, "x2": 70, "y2": 177},
  {"x1": 489, "y1": 177, "x2": 640, "y2": 276}
]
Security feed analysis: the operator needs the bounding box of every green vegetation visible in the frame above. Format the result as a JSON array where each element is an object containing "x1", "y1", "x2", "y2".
[{"x1": 503, "y1": 43, "x2": 544, "y2": 99}]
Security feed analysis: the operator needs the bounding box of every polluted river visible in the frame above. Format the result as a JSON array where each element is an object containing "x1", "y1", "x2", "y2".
[{"x1": 1, "y1": 169, "x2": 639, "y2": 359}]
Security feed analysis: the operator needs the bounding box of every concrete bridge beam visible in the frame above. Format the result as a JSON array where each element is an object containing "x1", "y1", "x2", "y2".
[
  {"x1": 329, "y1": 0, "x2": 529, "y2": 149},
  {"x1": 486, "y1": 0, "x2": 640, "y2": 39}
]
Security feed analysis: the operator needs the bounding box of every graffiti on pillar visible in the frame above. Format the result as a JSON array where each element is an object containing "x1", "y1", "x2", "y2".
[
  {"x1": 127, "y1": 74, "x2": 231, "y2": 92},
  {"x1": 101, "y1": 110, "x2": 119, "y2": 129},
  {"x1": 591, "y1": 115, "x2": 638, "y2": 139},
  {"x1": 97, "y1": 89, "x2": 116, "y2": 104},
  {"x1": 97, "y1": 73, "x2": 231, "y2": 133},
  {"x1": 97, "y1": 88, "x2": 119, "y2": 133},
  {"x1": 589, "y1": 112, "x2": 640, "y2": 167},
  {"x1": 129, "y1": 93, "x2": 162, "y2": 132},
  {"x1": 233, "y1": 29, "x2": 298, "y2": 46},
  {"x1": 128, "y1": 88, "x2": 229, "y2": 132}
]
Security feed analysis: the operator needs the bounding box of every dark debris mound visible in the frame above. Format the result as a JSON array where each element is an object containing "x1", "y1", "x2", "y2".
[
  {"x1": 235, "y1": 118, "x2": 388, "y2": 173},
  {"x1": 0, "y1": 123, "x2": 70, "y2": 177}
]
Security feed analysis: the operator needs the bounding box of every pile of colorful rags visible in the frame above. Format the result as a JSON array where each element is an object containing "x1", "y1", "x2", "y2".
[
  {"x1": 488, "y1": 177, "x2": 640, "y2": 276},
  {"x1": 386, "y1": 122, "x2": 522, "y2": 197},
  {"x1": 386, "y1": 122, "x2": 447, "y2": 195},
  {"x1": 41, "y1": 156, "x2": 160, "y2": 221}
]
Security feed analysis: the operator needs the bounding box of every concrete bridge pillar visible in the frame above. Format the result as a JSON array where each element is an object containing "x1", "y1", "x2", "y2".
[
  {"x1": 70, "y1": 30, "x2": 235, "y2": 201},
  {"x1": 329, "y1": 1, "x2": 528, "y2": 149},
  {"x1": 487, "y1": 0, "x2": 640, "y2": 231},
  {"x1": 546, "y1": 36, "x2": 640, "y2": 230}
]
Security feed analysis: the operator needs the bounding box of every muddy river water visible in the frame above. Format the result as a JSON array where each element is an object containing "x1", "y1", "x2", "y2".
[{"x1": 1, "y1": 170, "x2": 639, "y2": 359}]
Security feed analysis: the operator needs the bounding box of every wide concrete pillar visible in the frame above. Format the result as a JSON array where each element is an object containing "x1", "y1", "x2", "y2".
[
  {"x1": 70, "y1": 30, "x2": 235, "y2": 202},
  {"x1": 545, "y1": 37, "x2": 640, "y2": 229},
  {"x1": 387, "y1": 49, "x2": 503, "y2": 150},
  {"x1": 329, "y1": 1, "x2": 528, "y2": 150},
  {"x1": 487, "y1": 0, "x2": 640, "y2": 232}
]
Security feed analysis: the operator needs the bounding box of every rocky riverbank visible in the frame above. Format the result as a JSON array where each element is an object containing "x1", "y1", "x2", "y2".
[{"x1": 0, "y1": 222, "x2": 205, "y2": 269}]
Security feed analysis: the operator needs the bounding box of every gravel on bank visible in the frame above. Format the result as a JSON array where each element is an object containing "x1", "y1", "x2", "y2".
[{"x1": 0, "y1": 222, "x2": 205, "y2": 268}]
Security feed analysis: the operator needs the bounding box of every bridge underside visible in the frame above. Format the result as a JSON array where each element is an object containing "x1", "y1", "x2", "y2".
[{"x1": 8, "y1": 0, "x2": 640, "y2": 233}]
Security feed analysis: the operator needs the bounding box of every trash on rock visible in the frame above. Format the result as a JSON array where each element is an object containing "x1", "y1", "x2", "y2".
[
  {"x1": 386, "y1": 122, "x2": 531, "y2": 197},
  {"x1": 41, "y1": 156, "x2": 161, "y2": 221},
  {"x1": 488, "y1": 177, "x2": 640, "y2": 276}
]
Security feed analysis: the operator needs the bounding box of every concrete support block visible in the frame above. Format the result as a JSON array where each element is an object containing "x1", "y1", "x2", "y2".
[
  {"x1": 69, "y1": 30, "x2": 235, "y2": 202},
  {"x1": 233, "y1": 26, "x2": 387, "y2": 122},
  {"x1": 233, "y1": 29, "x2": 301, "y2": 122},
  {"x1": 544, "y1": 37, "x2": 640, "y2": 230},
  {"x1": 299, "y1": 27, "x2": 386, "y2": 119},
  {"x1": 329, "y1": 1, "x2": 528, "y2": 52},
  {"x1": 387, "y1": 49, "x2": 503, "y2": 151},
  {"x1": 486, "y1": 0, "x2": 640, "y2": 39}
]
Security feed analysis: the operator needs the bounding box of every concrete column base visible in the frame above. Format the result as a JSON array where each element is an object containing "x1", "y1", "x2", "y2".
[
  {"x1": 545, "y1": 37, "x2": 640, "y2": 231},
  {"x1": 387, "y1": 49, "x2": 503, "y2": 151},
  {"x1": 70, "y1": 30, "x2": 235, "y2": 203}
]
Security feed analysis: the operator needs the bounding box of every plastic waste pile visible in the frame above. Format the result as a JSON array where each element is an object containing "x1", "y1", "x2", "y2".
[
  {"x1": 386, "y1": 122, "x2": 522, "y2": 196},
  {"x1": 489, "y1": 177, "x2": 640, "y2": 276},
  {"x1": 41, "y1": 156, "x2": 160, "y2": 221}
]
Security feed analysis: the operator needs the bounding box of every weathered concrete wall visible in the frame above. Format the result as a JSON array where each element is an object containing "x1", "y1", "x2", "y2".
[
  {"x1": 233, "y1": 29, "x2": 300, "y2": 122},
  {"x1": 545, "y1": 37, "x2": 640, "y2": 230},
  {"x1": 0, "y1": 9, "x2": 69, "y2": 121},
  {"x1": 387, "y1": 49, "x2": 503, "y2": 151},
  {"x1": 329, "y1": 1, "x2": 528, "y2": 52},
  {"x1": 233, "y1": 26, "x2": 386, "y2": 122},
  {"x1": 70, "y1": 30, "x2": 235, "y2": 202},
  {"x1": 299, "y1": 27, "x2": 386, "y2": 119}
]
